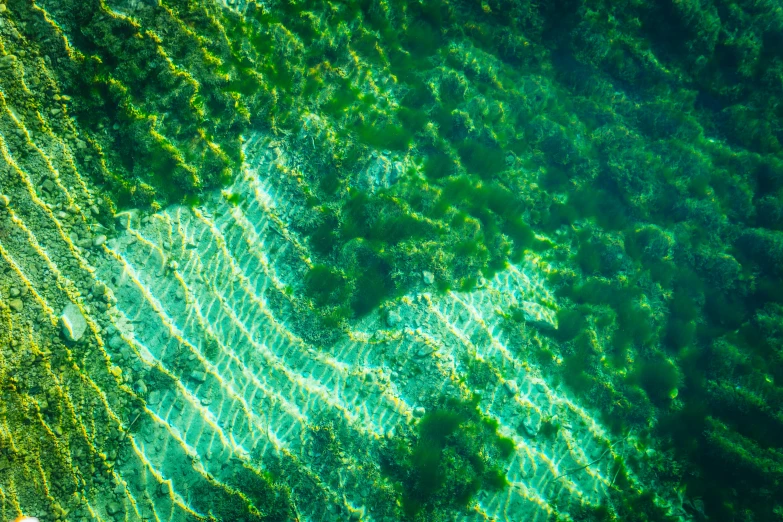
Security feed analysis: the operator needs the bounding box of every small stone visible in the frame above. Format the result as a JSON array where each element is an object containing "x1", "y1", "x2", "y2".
[
  {"x1": 135, "y1": 380, "x2": 148, "y2": 395},
  {"x1": 108, "y1": 334, "x2": 123, "y2": 350},
  {"x1": 413, "y1": 406, "x2": 426, "y2": 417},
  {"x1": 504, "y1": 379, "x2": 519, "y2": 395},
  {"x1": 61, "y1": 303, "x2": 87, "y2": 341},
  {"x1": 190, "y1": 370, "x2": 207, "y2": 383},
  {"x1": 148, "y1": 390, "x2": 161, "y2": 405},
  {"x1": 106, "y1": 501, "x2": 122, "y2": 515},
  {"x1": 422, "y1": 270, "x2": 435, "y2": 285},
  {"x1": 9, "y1": 298, "x2": 23, "y2": 312},
  {"x1": 42, "y1": 179, "x2": 55, "y2": 192},
  {"x1": 93, "y1": 235, "x2": 107, "y2": 247},
  {"x1": 386, "y1": 309, "x2": 402, "y2": 327},
  {"x1": 9, "y1": 287, "x2": 20, "y2": 297},
  {"x1": 521, "y1": 414, "x2": 541, "y2": 438}
]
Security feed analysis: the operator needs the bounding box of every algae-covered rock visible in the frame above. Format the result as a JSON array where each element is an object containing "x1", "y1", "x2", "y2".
[{"x1": 60, "y1": 303, "x2": 87, "y2": 341}]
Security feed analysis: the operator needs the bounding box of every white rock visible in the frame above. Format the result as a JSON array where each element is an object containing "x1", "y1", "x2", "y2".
[
  {"x1": 93, "y1": 234, "x2": 107, "y2": 247},
  {"x1": 422, "y1": 270, "x2": 435, "y2": 284},
  {"x1": 61, "y1": 303, "x2": 87, "y2": 341},
  {"x1": 504, "y1": 379, "x2": 519, "y2": 395}
]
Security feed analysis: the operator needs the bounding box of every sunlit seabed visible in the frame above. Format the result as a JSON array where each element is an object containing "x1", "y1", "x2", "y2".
[
  {"x1": 90, "y1": 134, "x2": 630, "y2": 520},
  {"x1": 1, "y1": 0, "x2": 782, "y2": 520}
]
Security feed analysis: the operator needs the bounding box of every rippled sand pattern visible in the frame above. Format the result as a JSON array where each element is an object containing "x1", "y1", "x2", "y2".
[
  {"x1": 83, "y1": 135, "x2": 632, "y2": 520},
  {"x1": 0, "y1": 3, "x2": 653, "y2": 521},
  {"x1": 0, "y1": 102, "x2": 643, "y2": 519}
]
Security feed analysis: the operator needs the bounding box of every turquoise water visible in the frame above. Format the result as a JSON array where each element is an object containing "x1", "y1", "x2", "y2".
[{"x1": 1, "y1": 1, "x2": 782, "y2": 521}]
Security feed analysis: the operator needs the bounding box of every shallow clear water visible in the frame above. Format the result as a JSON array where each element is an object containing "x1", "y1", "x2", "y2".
[{"x1": 1, "y1": 1, "x2": 782, "y2": 521}]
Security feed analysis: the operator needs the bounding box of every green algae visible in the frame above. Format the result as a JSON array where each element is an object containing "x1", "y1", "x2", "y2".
[
  {"x1": 6, "y1": 0, "x2": 783, "y2": 519},
  {"x1": 380, "y1": 396, "x2": 511, "y2": 520},
  {"x1": 304, "y1": 265, "x2": 350, "y2": 308}
]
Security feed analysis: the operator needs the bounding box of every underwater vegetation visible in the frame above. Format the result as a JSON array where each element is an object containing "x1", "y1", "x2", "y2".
[
  {"x1": 380, "y1": 395, "x2": 512, "y2": 521},
  {"x1": 3, "y1": 0, "x2": 783, "y2": 520}
]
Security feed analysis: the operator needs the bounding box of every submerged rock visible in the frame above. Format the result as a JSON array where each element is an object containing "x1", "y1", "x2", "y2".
[
  {"x1": 386, "y1": 309, "x2": 402, "y2": 327},
  {"x1": 148, "y1": 390, "x2": 161, "y2": 405},
  {"x1": 106, "y1": 501, "x2": 122, "y2": 515},
  {"x1": 61, "y1": 303, "x2": 87, "y2": 341},
  {"x1": 521, "y1": 414, "x2": 542, "y2": 438},
  {"x1": 108, "y1": 334, "x2": 124, "y2": 350}
]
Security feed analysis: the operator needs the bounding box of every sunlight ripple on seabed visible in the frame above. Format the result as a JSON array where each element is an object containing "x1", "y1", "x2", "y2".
[{"x1": 82, "y1": 134, "x2": 642, "y2": 521}]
